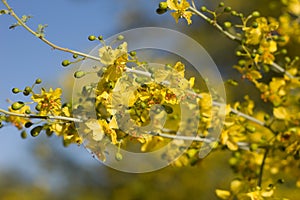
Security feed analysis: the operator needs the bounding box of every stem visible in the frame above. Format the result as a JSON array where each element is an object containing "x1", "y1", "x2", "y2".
[
  {"x1": 189, "y1": 6, "x2": 241, "y2": 42},
  {"x1": 2, "y1": 0, "x2": 100, "y2": 62},
  {"x1": 257, "y1": 148, "x2": 269, "y2": 187},
  {"x1": 189, "y1": 5, "x2": 295, "y2": 79},
  {"x1": 0, "y1": 108, "x2": 82, "y2": 123}
]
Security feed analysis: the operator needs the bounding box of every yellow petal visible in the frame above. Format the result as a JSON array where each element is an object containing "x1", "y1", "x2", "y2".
[{"x1": 215, "y1": 189, "x2": 231, "y2": 200}]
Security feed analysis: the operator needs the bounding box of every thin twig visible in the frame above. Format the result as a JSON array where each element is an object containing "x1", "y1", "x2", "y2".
[
  {"x1": 189, "y1": 6, "x2": 241, "y2": 42},
  {"x1": 2, "y1": 0, "x2": 100, "y2": 62},
  {"x1": 0, "y1": 108, "x2": 82, "y2": 123},
  {"x1": 257, "y1": 148, "x2": 269, "y2": 187}
]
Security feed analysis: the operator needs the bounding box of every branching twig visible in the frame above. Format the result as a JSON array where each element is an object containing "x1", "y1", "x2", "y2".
[
  {"x1": 188, "y1": 5, "x2": 295, "y2": 79},
  {"x1": 1, "y1": 0, "x2": 266, "y2": 133},
  {"x1": 2, "y1": 0, "x2": 100, "y2": 62},
  {"x1": 188, "y1": 6, "x2": 241, "y2": 42}
]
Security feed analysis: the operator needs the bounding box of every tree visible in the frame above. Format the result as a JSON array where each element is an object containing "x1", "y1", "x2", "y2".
[{"x1": 1, "y1": 0, "x2": 300, "y2": 199}]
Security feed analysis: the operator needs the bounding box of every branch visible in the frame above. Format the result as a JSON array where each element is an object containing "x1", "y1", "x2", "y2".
[
  {"x1": 1, "y1": 0, "x2": 265, "y2": 130},
  {"x1": 2, "y1": 0, "x2": 100, "y2": 62},
  {"x1": 188, "y1": 5, "x2": 295, "y2": 79},
  {"x1": 257, "y1": 148, "x2": 269, "y2": 187},
  {"x1": 188, "y1": 6, "x2": 241, "y2": 42},
  {"x1": 0, "y1": 108, "x2": 82, "y2": 123}
]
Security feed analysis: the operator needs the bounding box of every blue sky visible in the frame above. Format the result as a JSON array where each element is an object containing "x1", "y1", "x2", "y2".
[{"x1": 0, "y1": 0, "x2": 165, "y2": 174}]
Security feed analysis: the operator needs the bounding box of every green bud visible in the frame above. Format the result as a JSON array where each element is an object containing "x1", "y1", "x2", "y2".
[
  {"x1": 21, "y1": 130, "x2": 27, "y2": 139},
  {"x1": 236, "y1": 51, "x2": 242, "y2": 56},
  {"x1": 229, "y1": 157, "x2": 238, "y2": 166},
  {"x1": 115, "y1": 152, "x2": 123, "y2": 161},
  {"x1": 250, "y1": 143, "x2": 258, "y2": 151},
  {"x1": 200, "y1": 6, "x2": 207, "y2": 12},
  {"x1": 252, "y1": 11, "x2": 260, "y2": 17},
  {"x1": 238, "y1": 59, "x2": 246, "y2": 66},
  {"x1": 88, "y1": 35, "x2": 96, "y2": 41},
  {"x1": 72, "y1": 54, "x2": 78, "y2": 59},
  {"x1": 46, "y1": 128, "x2": 53, "y2": 137},
  {"x1": 117, "y1": 35, "x2": 124, "y2": 40},
  {"x1": 281, "y1": 49, "x2": 287, "y2": 54},
  {"x1": 224, "y1": 6, "x2": 232, "y2": 12},
  {"x1": 62, "y1": 60, "x2": 71, "y2": 67},
  {"x1": 159, "y1": 2, "x2": 168, "y2": 10},
  {"x1": 252, "y1": 22, "x2": 259, "y2": 28},
  {"x1": 30, "y1": 126, "x2": 43, "y2": 137},
  {"x1": 98, "y1": 35, "x2": 103, "y2": 40},
  {"x1": 23, "y1": 86, "x2": 32, "y2": 96},
  {"x1": 74, "y1": 71, "x2": 86, "y2": 78},
  {"x1": 262, "y1": 65, "x2": 269, "y2": 72},
  {"x1": 156, "y1": 8, "x2": 167, "y2": 15},
  {"x1": 264, "y1": 114, "x2": 270, "y2": 121},
  {"x1": 224, "y1": 21, "x2": 232, "y2": 28},
  {"x1": 12, "y1": 88, "x2": 20, "y2": 94},
  {"x1": 35, "y1": 104, "x2": 42, "y2": 111},
  {"x1": 25, "y1": 121, "x2": 33, "y2": 128},
  {"x1": 11, "y1": 101, "x2": 25, "y2": 110},
  {"x1": 25, "y1": 109, "x2": 31, "y2": 114},
  {"x1": 129, "y1": 51, "x2": 136, "y2": 57},
  {"x1": 246, "y1": 124, "x2": 256, "y2": 133},
  {"x1": 285, "y1": 56, "x2": 291, "y2": 63},
  {"x1": 219, "y1": 2, "x2": 225, "y2": 7},
  {"x1": 231, "y1": 11, "x2": 238, "y2": 16},
  {"x1": 35, "y1": 78, "x2": 42, "y2": 84}
]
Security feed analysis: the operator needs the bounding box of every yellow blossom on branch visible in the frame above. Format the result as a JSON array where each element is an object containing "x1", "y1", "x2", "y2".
[
  {"x1": 7, "y1": 105, "x2": 31, "y2": 130},
  {"x1": 31, "y1": 88, "x2": 62, "y2": 116},
  {"x1": 167, "y1": 0, "x2": 193, "y2": 25}
]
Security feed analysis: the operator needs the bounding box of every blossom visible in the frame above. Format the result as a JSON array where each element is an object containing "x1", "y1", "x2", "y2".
[
  {"x1": 254, "y1": 39, "x2": 277, "y2": 64},
  {"x1": 167, "y1": 0, "x2": 193, "y2": 25},
  {"x1": 31, "y1": 88, "x2": 62, "y2": 115},
  {"x1": 7, "y1": 105, "x2": 31, "y2": 130}
]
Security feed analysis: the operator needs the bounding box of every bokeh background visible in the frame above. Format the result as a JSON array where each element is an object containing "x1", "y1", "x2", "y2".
[{"x1": 0, "y1": 0, "x2": 299, "y2": 199}]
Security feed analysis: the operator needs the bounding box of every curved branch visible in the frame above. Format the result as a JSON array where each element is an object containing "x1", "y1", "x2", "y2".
[{"x1": 2, "y1": 0, "x2": 100, "y2": 62}]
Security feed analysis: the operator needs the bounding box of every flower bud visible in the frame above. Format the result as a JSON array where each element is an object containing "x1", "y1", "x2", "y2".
[
  {"x1": 12, "y1": 88, "x2": 20, "y2": 94},
  {"x1": 88, "y1": 35, "x2": 96, "y2": 41},
  {"x1": 74, "y1": 71, "x2": 86, "y2": 78},
  {"x1": 11, "y1": 101, "x2": 25, "y2": 110},
  {"x1": 30, "y1": 125, "x2": 43, "y2": 137},
  {"x1": 159, "y1": 2, "x2": 168, "y2": 10},
  {"x1": 62, "y1": 60, "x2": 71, "y2": 67},
  {"x1": 35, "y1": 78, "x2": 42, "y2": 84}
]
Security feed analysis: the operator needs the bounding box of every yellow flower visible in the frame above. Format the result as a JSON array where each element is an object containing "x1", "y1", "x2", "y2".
[
  {"x1": 243, "y1": 17, "x2": 278, "y2": 45},
  {"x1": 254, "y1": 40, "x2": 277, "y2": 64},
  {"x1": 167, "y1": 0, "x2": 193, "y2": 25},
  {"x1": 7, "y1": 105, "x2": 31, "y2": 130},
  {"x1": 32, "y1": 88, "x2": 62, "y2": 116}
]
